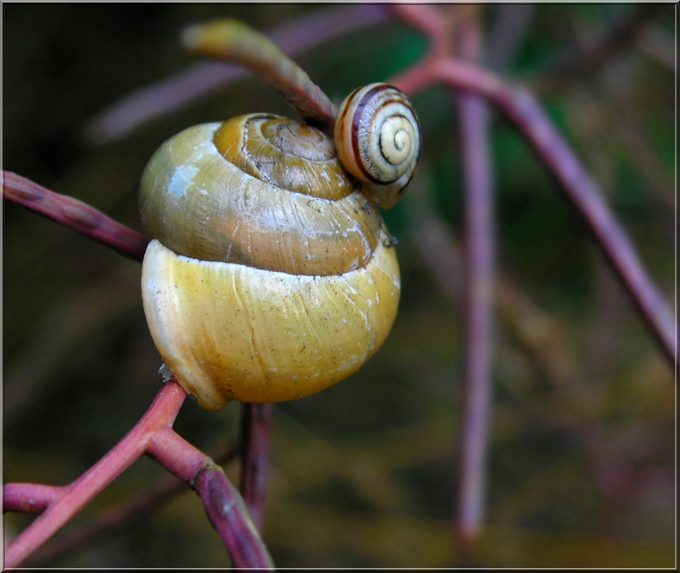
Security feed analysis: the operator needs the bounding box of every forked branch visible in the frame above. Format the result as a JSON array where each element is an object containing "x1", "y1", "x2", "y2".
[
  {"x1": 391, "y1": 56, "x2": 675, "y2": 367},
  {"x1": 3, "y1": 5, "x2": 674, "y2": 567},
  {"x1": 3, "y1": 381, "x2": 273, "y2": 569}
]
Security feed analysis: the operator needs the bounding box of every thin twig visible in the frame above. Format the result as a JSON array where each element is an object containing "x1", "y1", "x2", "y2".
[
  {"x1": 239, "y1": 403, "x2": 275, "y2": 532},
  {"x1": 393, "y1": 57, "x2": 676, "y2": 366},
  {"x1": 405, "y1": 189, "x2": 577, "y2": 388},
  {"x1": 148, "y1": 425, "x2": 274, "y2": 568},
  {"x1": 182, "y1": 20, "x2": 337, "y2": 132},
  {"x1": 24, "y1": 444, "x2": 239, "y2": 567},
  {"x1": 195, "y1": 466, "x2": 275, "y2": 569},
  {"x1": 390, "y1": 4, "x2": 451, "y2": 58},
  {"x1": 455, "y1": 12, "x2": 496, "y2": 544},
  {"x1": 82, "y1": 4, "x2": 391, "y2": 145},
  {"x1": 494, "y1": 84, "x2": 676, "y2": 366},
  {"x1": 2, "y1": 171, "x2": 149, "y2": 262},
  {"x1": 3, "y1": 484, "x2": 64, "y2": 514},
  {"x1": 5, "y1": 380, "x2": 272, "y2": 568},
  {"x1": 4, "y1": 381, "x2": 186, "y2": 568}
]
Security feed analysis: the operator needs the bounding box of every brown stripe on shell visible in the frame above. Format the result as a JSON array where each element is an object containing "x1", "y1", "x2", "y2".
[{"x1": 350, "y1": 84, "x2": 388, "y2": 184}]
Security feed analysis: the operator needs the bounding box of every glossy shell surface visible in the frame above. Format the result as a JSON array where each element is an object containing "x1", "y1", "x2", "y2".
[
  {"x1": 139, "y1": 119, "x2": 382, "y2": 275},
  {"x1": 334, "y1": 84, "x2": 420, "y2": 208},
  {"x1": 142, "y1": 232, "x2": 400, "y2": 410},
  {"x1": 140, "y1": 112, "x2": 406, "y2": 409}
]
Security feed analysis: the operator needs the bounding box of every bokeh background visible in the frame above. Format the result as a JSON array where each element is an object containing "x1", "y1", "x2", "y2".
[{"x1": 3, "y1": 3, "x2": 675, "y2": 568}]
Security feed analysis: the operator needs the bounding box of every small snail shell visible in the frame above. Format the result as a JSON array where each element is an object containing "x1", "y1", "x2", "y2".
[
  {"x1": 335, "y1": 83, "x2": 420, "y2": 209},
  {"x1": 140, "y1": 109, "x2": 411, "y2": 410}
]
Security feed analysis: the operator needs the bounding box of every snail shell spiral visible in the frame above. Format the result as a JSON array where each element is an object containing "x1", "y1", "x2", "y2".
[
  {"x1": 140, "y1": 114, "x2": 402, "y2": 410},
  {"x1": 335, "y1": 83, "x2": 420, "y2": 209}
]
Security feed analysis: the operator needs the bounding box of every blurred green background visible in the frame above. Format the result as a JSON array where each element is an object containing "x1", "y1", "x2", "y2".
[{"x1": 2, "y1": 3, "x2": 675, "y2": 568}]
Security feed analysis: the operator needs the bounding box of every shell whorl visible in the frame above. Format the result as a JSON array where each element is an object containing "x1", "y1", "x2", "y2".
[
  {"x1": 139, "y1": 112, "x2": 402, "y2": 409},
  {"x1": 139, "y1": 20, "x2": 420, "y2": 410},
  {"x1": 139, "y1": 116, "x2": 382, "y2": 276},
  {"x1": 334, "y1": 84, "x2": 420, "y2": 207}
]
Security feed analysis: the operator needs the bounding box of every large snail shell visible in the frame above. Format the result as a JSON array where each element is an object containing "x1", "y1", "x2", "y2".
[
  {"x1": 142, "y1": 235, "x2": 399, "y2": 409},
  {"x1": 140, "y1": 113, "x2": 402, "y2": 410},
  {"x1": 140, "y1": 117, "x2": 382, "y2": 276}
]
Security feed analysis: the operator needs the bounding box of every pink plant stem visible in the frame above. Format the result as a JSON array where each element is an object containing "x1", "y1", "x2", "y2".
[
  {"x1": 147, "y1": 426, "x2": 212, "y2": 482},
  {"x1": 148, "y1": 424, "x2": 274, "y2": 568},
  {"x1": 4, "y1": 381, "x2": 186, "y2": 568},
  {"x1": 238, "y1": 403, "x2": 275, "y2": 532},
  {"x1": 26, "y1": 444, "x2": 239, "y2": 566},
  {"x1": 25, "y1": 481, "x2": 186, "y2": 567},
  {"x1": 82, "y1": 4, "x2": 390, "y2": 145},
  {"x1": 2, "y1": 171, "x2": 149, "y2": 262},
  {"x1": 456, "y1": 15, "x2": 495, "y2": 544},
  {"x1": 182, "y1": 20, "x2": 337, "y2": 132},
  {"x1": 394, "y1": 58, "x2": 676, "y2": 366},
  {"x1": 5, "y1": 380, "x2": 272, "y2": 568},
  {"x1": 195, "y1": 467, "x2": 274, "y2": 569},
  {"x1": 390, "y1": 4, "x2": 451, "y2": 57},
  {"x1": 3, "y1": 484, "x2": 64, "y2": 514}
]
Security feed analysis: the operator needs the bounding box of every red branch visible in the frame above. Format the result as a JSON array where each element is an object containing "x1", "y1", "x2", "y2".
[
  {"x1": 392, "y1": 57, "x2": 676, "y2": 367},
  {"x1": 455, "y1": 12, "x2": 495, "y2": 544},
  {"x1": 239, "y1": 403, "x2": 275, "y2": 532},
  {"x1": 2, "y1": 171, "x2": 149, "y2": 262},
  {"x1": 25, "y1": 444, "x2": 239, "y2": 566},
  {"x1": 3, "y1": 381, "x2": 272, "y2": 569},
  {"x1": 82, "y1": 4, "x2": 391, "y2": 145},
  {"x1": 196, "y1": 467, "x2": 274, "y2": 568},
  {"x1": 3, "y1": 5, "x2": 675, "y2": 566}
]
